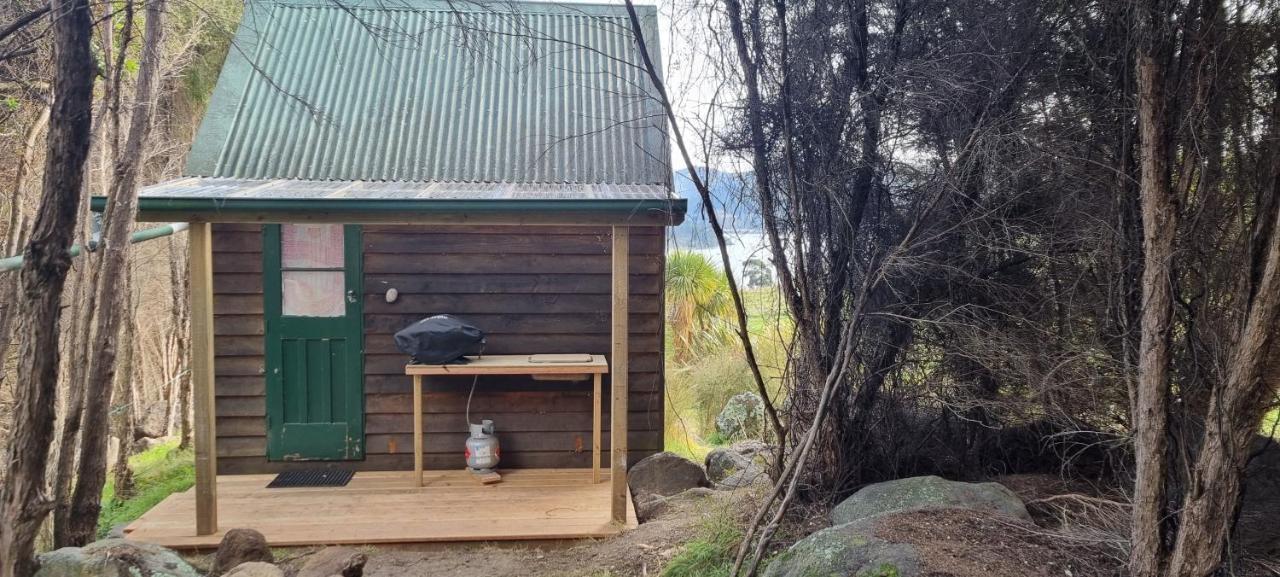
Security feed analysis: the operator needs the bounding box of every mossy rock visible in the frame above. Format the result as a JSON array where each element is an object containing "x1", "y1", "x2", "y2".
[
  {"x1": 35, "y1": 538, "x2": 199, "y2": 577},
  {"x1": 715, "y1": 392, "x2": 766, "y2": 441},
  {"x1": 705, "y1": 440, "x2": 772, "y2": 489},
  {"x1": 762, "y1": 518, "x2": 921, "y2": 577},
  {"x1": 831, "y1": 475, "x2": 1030, "y2": 525}
]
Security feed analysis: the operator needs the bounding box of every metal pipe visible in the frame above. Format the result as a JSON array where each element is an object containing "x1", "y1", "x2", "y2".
[{"x1": 0, "y1": 222, "x2": 189, "y2": 273}]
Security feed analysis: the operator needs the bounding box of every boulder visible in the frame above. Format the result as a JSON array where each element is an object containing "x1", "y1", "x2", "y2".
[
  {"x1": 628, "y1": 452, "x2": 710, "y2": 506},
  {"x1": 705, "y1": 440, "x2": 772, "y2": 489},
  {"x1": 831, "y1": 475, "x2": 1031, "y2": 525},
  {"x1": 105, "y1": 523, "x2": 128, "y2": 539},
  {"x1": 135, "y1": 400, "x2": 170, "y2": 440},
  {"x1": 298, "y1": 547, "x2": 368, "y2": 577},
  {"x1": 634, "y1": 487, "x2": 715, "y2": 522},
  {"x1": 715, "y1": 392, "x2": 765, "y2": 440},
  {"x1": 35, "y1": 539, "x2": 199, "y2": 577},
  {"x1": 133, "y1": 436, "x2": 171, "y2": 454},
  {"x1": 224, "y1": 562, "x2": 285, "y2": 577},
  {"x1": 212, "y1": 528, "x2": 273, "y2": 575},
  {"x1": 763, "y1": 517, "x2": 922, "y2": 577}
]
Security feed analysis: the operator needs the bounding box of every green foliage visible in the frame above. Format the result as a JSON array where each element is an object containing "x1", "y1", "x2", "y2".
[
  {"x1": 1265, "y1": 408, "x2": 1279, "y2": 438},
  {"x1": 662, "y1": 259, "x2": 790, "y2": 460},
  {"x1": 665, "y1": 352, "x2": 755, "y2": 461},
  {"x1": 863, "y1": 564, "x2": 901, "y2": 577},
  {"x1": 97, "y1": 441, "x2": 194, "y2": 538},
  {"x1": 666, "y1": 251, "x2": 736, "y2": 362},
  {"x1": 2, "y1": 96, "x2": 19, "y2": 111},
  {"x1": 704, "y1": 430, "x2": 728, "y2": 446},
  {"x1": 660, "y1": 508, "x2": 743, "y2": 577},
  {"x1": 175, "y1": 0, "x2": 244, "y2": 108}
]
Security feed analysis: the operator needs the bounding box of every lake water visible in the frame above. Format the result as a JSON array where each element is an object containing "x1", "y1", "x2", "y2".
[{"x1": 674, "y1": 231, "x2": 772, "y2": 280}]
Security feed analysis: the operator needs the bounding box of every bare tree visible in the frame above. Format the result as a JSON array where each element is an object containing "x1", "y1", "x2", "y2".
[
  {"x1": 1129, "y1": 0, "x2": 1178, "y2": 575},
  {"x1": 0, "y1": 0, "x2": 95, "y2": 572},
  {"x1": 63, "y1": 0, "x2": 168, "y2": 546}
]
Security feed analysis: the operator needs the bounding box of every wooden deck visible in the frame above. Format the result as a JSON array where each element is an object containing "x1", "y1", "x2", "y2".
[{"x1": 124, "y1": 469, "x2": 637, "y2": 549}]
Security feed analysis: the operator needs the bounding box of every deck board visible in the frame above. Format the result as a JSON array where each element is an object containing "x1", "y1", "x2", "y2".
[{"x1": 124, "y1": 469, "x2": 637, "y2": 548}]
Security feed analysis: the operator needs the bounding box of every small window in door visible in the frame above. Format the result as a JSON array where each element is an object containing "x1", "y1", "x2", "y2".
[{"x1": 280, "y1": 224, "x2": 346, "y2": 317}]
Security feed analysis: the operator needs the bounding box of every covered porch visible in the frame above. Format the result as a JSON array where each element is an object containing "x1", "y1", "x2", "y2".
[
  {"x1": 94, "y1": 176, "x2": 683, "y2": 547},
  {"x1": 123, "y1": 469, "x2": 637, "y2": 549}
]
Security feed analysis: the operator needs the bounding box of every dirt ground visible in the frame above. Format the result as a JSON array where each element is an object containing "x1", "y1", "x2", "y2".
[
  {"x1": 189, "y1": 492, "x2": 745, "y2": 577},
  {"x1": 184, "y1": 474, "x2": 1275, "y2": 577},
  {"x1": 876, "y1": 508, "x2": 1123, "y2": 577},
  {"x1": 353, "y1": 505, "x2": 709, "y2": 577}
]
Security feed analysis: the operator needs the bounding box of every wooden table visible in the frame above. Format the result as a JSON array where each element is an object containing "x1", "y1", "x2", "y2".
[{"x1": 405, "y1": 354, "x2": 610, "y2": 486}]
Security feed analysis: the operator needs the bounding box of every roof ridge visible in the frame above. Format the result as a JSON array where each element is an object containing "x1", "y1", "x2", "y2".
[{"x1": 262, "y1": 0, "x2": 658, "y2": 16}]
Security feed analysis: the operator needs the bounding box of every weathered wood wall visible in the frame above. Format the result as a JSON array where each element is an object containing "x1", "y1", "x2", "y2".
[{"x1": 210, "y1": 223, "x2": 666, "y2": 474}]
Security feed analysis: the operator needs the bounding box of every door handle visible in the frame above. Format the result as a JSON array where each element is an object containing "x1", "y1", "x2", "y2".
[{"x1": 346, "y1": 290, "x2": 357, "y2": 303}]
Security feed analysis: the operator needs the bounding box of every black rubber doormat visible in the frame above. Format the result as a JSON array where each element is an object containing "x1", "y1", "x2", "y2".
[{"x1": 266, "y1": 469, "x2": 355, "y2": 488}]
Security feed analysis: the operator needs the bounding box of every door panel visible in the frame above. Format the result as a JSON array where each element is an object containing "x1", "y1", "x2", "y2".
[{"x1": 265, "y1": 224, "x2": 364, "y2": 461}]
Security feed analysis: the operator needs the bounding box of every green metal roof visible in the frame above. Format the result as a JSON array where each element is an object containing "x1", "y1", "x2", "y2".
[
  {"x1": 189, "y1": 0, "x2": 671, "y2": 188},
  {"x1": 93, "y1": 176, "x2": 685, "y2": 225}
]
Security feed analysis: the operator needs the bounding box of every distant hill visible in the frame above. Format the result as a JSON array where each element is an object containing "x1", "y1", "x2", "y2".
[{"x1": 670, "y1": 168, "x2": 761, "y2": 249}]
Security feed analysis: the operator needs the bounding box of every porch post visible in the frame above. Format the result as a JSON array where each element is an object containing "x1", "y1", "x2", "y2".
[
  {"x1": 189, "y1": 222, "x2": 218, "y2": 535},
  {"x1": 610, "y1": 226, "x2": 629, "y2": 524}
]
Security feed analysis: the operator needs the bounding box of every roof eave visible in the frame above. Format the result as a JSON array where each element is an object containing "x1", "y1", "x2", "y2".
[{"x1": 88, "y1": 196, "x2": 687, "y2": 226}]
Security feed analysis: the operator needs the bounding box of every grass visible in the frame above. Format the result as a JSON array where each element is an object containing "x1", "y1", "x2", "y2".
[
  {"x1": 660, "y1": 507, "x2": 744, "y2": 577},
  {"x1": 97, "y1": 440, "x2": 194, "y2": 538},
  {"x1": 1265, "y1": 408, "x2": 1279, "y2": 438},
  {"x1": 664, "y1": 286, "x2": 790, "y2": 463}
]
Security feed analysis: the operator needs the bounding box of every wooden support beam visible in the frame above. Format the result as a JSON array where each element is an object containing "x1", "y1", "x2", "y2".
[
  {"x1": 593, "y1": 372, "x2": 602, "y2": 484},
  {"x1": 189, "y1": 222, "x2": 218, "y2": 535},
  {"x1": 610, "y1": 226, "x2": 629, "y2": 524},
  {"x1": 413, "y1": 375, "x2": 423, "y2": 486}
]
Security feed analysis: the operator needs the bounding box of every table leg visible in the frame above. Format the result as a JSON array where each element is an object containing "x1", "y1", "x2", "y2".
[
  {"x1": 592, "y1": 372, "x2": 602, "y2": 484},
  {"x1": 413, "y1": 375, "x2": 423, "y2": 487}
]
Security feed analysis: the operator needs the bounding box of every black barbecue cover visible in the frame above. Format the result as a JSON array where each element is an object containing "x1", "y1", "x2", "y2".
[{"x1": 394, "y1": 315, "x2": 486, "y2": 364}]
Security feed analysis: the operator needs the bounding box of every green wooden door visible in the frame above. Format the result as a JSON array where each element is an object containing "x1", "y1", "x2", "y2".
[{"x1": 264, "y1": 224, "x2": 364, "y2": 461}]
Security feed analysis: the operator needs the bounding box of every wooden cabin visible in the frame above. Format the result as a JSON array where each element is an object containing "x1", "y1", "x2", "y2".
[{"x1": 98, "y1": 0, "x2": 684, "y2": 547}]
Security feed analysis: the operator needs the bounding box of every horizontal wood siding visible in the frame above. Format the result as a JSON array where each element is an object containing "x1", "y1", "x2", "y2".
[{"x1": 211, "y1": 224, "x2": 665, "y2": 474}]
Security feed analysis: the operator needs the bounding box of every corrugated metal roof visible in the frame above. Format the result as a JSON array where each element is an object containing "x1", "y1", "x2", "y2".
[
  {"x1": 188, "y1": 0, "x2": 670, "y2": 189},
  {"x1": 142, "y1": 177, "x2": 672, "y2": 200}
]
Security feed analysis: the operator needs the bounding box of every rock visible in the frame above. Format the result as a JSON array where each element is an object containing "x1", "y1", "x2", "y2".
[
  {"x1": 133, "y1": 436, "x2": 171, "y2": 454},
  {"x1": 715, "y1": 392, "x2": 765, "y2": 440},
  {"x1": 762, "y1": 517, "x2": 922, "y2": 577},
  {"x1": 634, "y1": 487, "x2": 716, "y2": 522},
  {"x1": 831, "y1": 475, "x2": 1031, "y2": 525},
  {"x1": 628, "y1": 452, "x2": 710, "y2": 506},
  {"x1": 298, "y1": 547, "x2": 368, "y2": 577},
  {"x1": 212, "y1": 528, "x2": 274, "y2": 575},
  {"x1": 105, "y1": 523, "x2": 128, "y2": 539},
  {"x1": 224, "y1": 562, "x2": 285, "y2": 577},
  {"x1": 705, "y1": 440, "x2": 772, "y2": 489},
  {"x1": 135, "y1": 400, "x2": 170, "y2": 439},
  {"x1": 35, "y1": 538, "x2": 199, "y2": 577}
]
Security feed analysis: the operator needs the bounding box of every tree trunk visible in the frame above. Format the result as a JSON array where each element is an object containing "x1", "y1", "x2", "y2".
[
  {"x1": 51, "y1": 232, "x2": 91, "y2": 547},
  {"x1": 0, "y1": 0, "x2": 95, "y2": 573},
  {"x1": 170, "y1": 234, "x2": 192, "y2": 449},
  {"x1": 1166, "y1": 67, "x2": 1280, "y2": 577},
  {"x1": 0, "y1": 103, "x2": 50, "y2": 398},
  {"x1": 1130, "y1": 2, "x2": 1178, "y2": 575},
  {"x1": 52, "y1": 1, "x2": 117, "y2": 543},
  {"x1": 64, "y1": 0, "x2": 166, "y2": 546},
  {"x1": 111, "y1": 309, "x2": 139, "y2": 503}
]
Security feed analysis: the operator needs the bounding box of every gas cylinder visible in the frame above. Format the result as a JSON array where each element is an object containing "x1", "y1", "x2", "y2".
[{"x1": 465, "y1": 419, "x2": 500, "y2": 472}]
